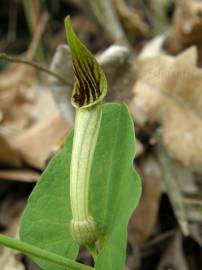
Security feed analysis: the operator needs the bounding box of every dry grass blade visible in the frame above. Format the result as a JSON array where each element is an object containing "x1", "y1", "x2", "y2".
[{"x1": 156, "y1": 138, "x2": 189, "y2": 237}]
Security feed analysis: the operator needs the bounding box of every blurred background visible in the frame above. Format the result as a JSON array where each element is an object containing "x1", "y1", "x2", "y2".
[{"x1": 0, "y1": 0, "x2": 202, "y2": 269}]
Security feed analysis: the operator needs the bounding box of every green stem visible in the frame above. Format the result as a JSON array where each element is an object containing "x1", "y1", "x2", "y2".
[
  {"x1": 0, "y1": 234, "x2": 93, "y2": 270},
  {"x1": 70, "y1": 104, "x2": 101, "y2": 245}
]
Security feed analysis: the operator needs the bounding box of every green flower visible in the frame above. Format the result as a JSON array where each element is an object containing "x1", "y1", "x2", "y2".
[{"x1": 65, "y1": 16, "x2": 107, "y2": 108}]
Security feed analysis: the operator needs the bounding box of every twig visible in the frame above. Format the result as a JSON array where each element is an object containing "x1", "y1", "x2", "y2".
[
  {"x1": 142, "y1": 229, "x2": 176, "y2": 249},
  {"x1": 0, "y1": 53, "x2": 71, "y2": 85},
  {"x1": 156, "y1": 136, "x2": 190, "y2": 236}
]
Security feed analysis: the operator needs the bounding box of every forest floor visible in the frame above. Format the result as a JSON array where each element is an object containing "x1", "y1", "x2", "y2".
[{"x1": 0, "y1": 1, "x2": 201, "y2": 269}]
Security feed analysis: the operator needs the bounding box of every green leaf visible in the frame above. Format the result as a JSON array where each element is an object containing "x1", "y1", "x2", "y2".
[
  {"x1": 20, "y1": 134, "x2": 79, "y2": 270},
  {"x1": 20, "y1": 103, "x2": 141, "y2": 270},
  {"x1": 90, "y1": 104, "x2": 141, "y2": 270},
  {"x1": 65, "y1": 16, "x2": 107, "y2": 108}
]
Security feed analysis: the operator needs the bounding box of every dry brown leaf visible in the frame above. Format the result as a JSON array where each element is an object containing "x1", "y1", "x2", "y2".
[
  {"x1": 0, "y1": 248, "x2": 25, "y2": 270},
  {"x1": 0, "y1": 198, "x2": 26, "y2": 270},
  {"x1": 9, "y1": 89, "x2": 69, "y2": 169},
  {"x1": 0, "y1": 59, "x2": 39, "y2": 167},
  {"x1": 164, "y1": 0, "x2": 202, "y2": 65},
  {"x1": 50, "y1": 45, "x2": 74, "y2": 125},
  {"x1": 99, "y1": 45, "x2": 137, "y2": 104},
  {"x1": 131, "y1": 46, "x2": 202, "y2": 171},
  {"x1": 0, "y1": 85, "x2": 69, "y2": 169},
  {"x1": 0, "y1": 136, "x2": 21, "y2": 166},
  {"x1": 131, "y1": 156, "x2": 162, "y2": 245},
  {"x1": 11, "y1": 112, "x2": 69, "y2": 169},
  {"x1": 0, "y1": 64, "x2": 37, "y2": 129}
]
